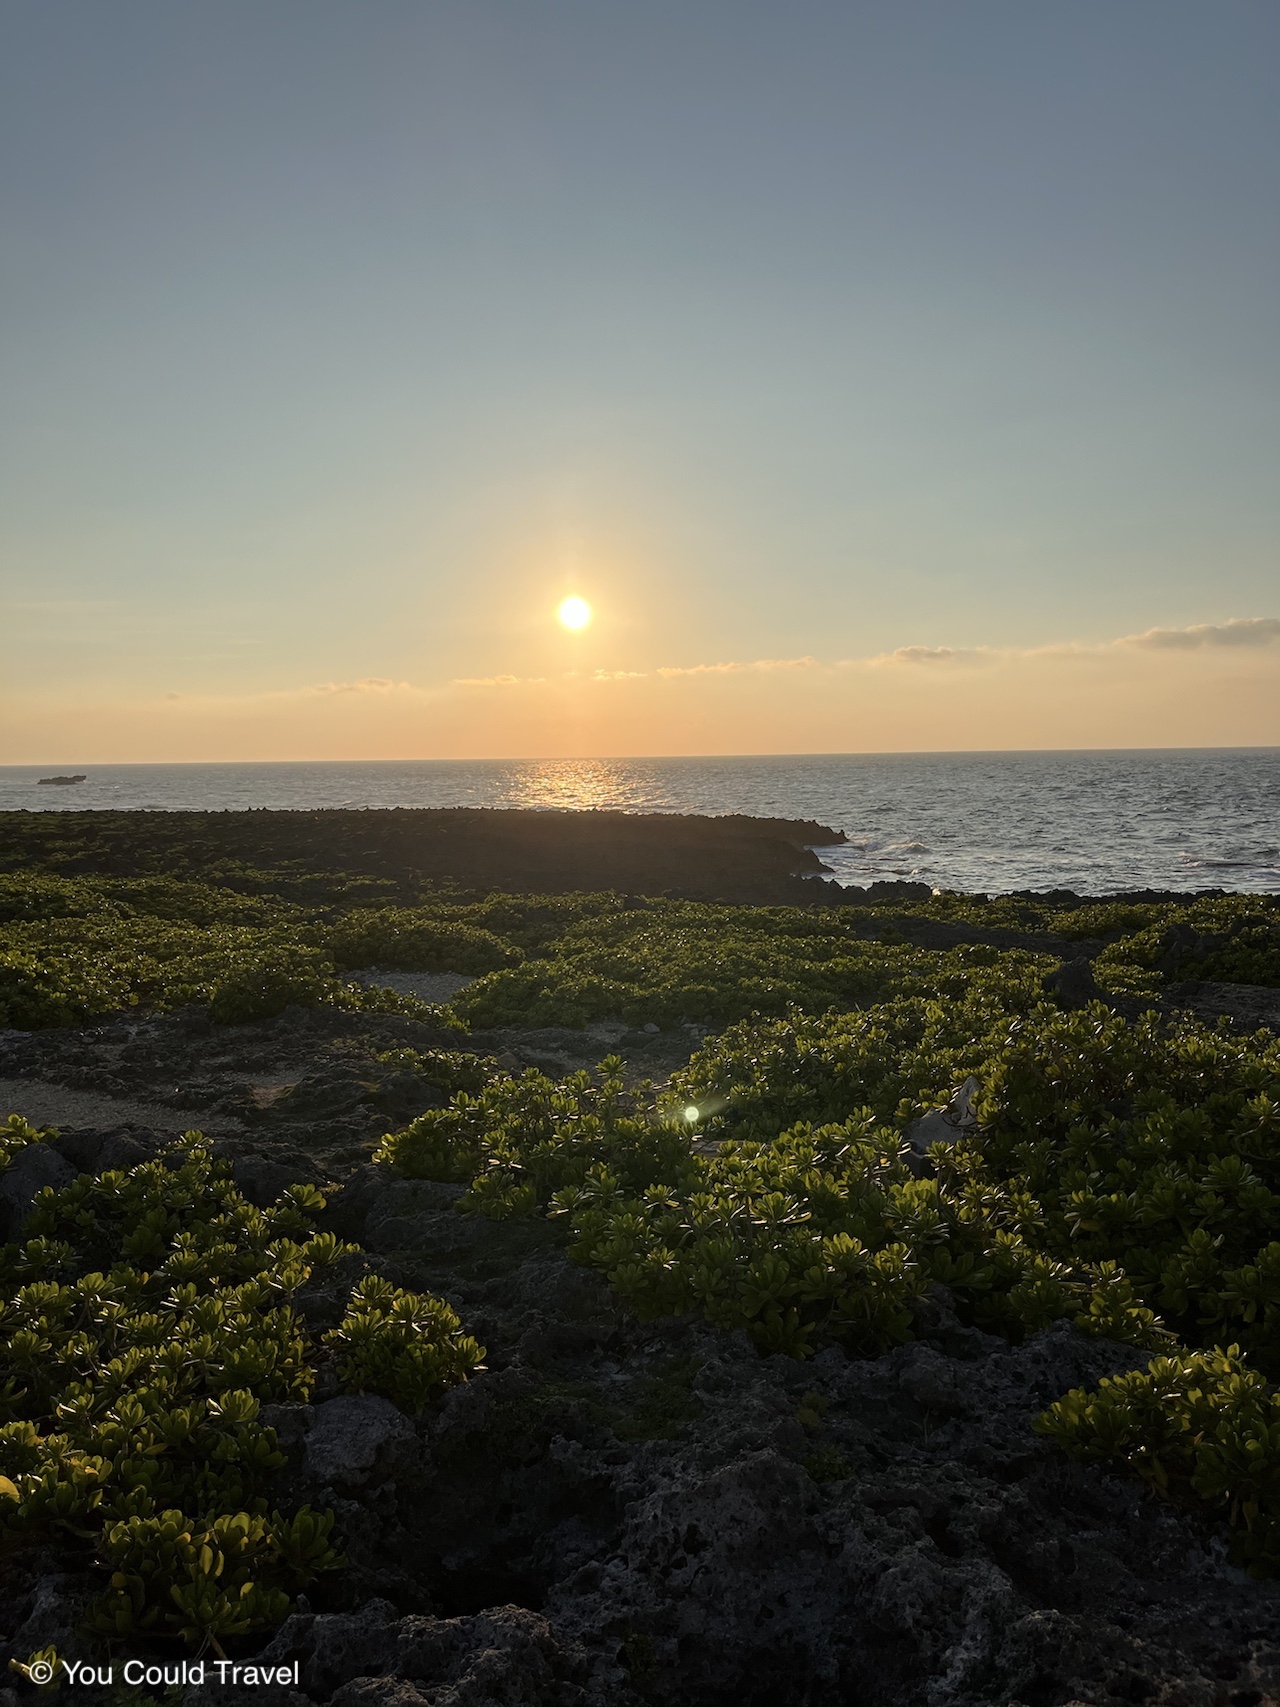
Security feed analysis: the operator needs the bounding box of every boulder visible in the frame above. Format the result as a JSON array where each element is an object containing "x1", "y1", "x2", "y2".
[
  {"x1": 233, "y1": 1154, "x2": 314, "y2": 1206},
  {"x1": 302, "y1": 1396, "x2": 417, "y2": 1492},
  {"x1": 0, "y1": 1140, "x2": 75, "y2": 1238},
  {"x1": 247, "y1": 1605, "x2": 583, "y2": 1707},
  {"x1": 903, "y1": 1076, "x2": 980, "y2": 1160},
  {"x1": 1041, "y1": 957, "x2": 1102, "y2": 1009}
]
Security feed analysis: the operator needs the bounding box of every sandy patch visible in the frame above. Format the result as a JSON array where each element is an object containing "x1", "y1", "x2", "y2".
[
  {"x1": 344, "y1": 969, "x2": 476, "y2": 1004},
  {"x1": 0, "y1": 1078, "x2": 244, "y2": 1135}
]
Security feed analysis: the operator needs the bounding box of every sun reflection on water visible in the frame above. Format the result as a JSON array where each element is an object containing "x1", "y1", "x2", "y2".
[{"x1": 505, "y1": 759, "x2": 650, "y2": 812}]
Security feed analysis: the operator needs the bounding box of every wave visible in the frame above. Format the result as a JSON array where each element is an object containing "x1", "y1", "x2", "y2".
[{"x1": 1179, "y1": 855, "x2": 1280, "y2": 870}]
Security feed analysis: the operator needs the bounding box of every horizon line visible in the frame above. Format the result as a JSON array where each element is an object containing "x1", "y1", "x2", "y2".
[{"x1": 3, "y1": 744, "x2": 1280, "y2": 770}]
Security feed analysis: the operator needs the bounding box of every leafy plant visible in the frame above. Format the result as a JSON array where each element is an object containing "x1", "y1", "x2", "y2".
[
  {"x1": 326, "y1": 907, "x2": 519, "y2": 975},
  {"x1": 324, "y1": 1276, "x2": 486, "y2": 1414},
  {"x1": 0, "y1": 1118, "x2": 481, "y2": 1647},
  {"x1": 1036, "y1": 1345, "x2": 1280, "y2": 1576}
]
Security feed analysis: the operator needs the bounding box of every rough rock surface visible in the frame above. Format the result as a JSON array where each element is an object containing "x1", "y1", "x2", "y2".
[
  {"x1": 0, "y1": 808, "x2": 844, "y2": 905},
  {"x1": 0, "y1": 1139, "x2": 75, "y2": 1239},
  {"x1": 1166, "y1": 980, "x2": 1280, "y2": 1032},
  {"x1": 4, "y1": 998, "x2": 1280, "y2": 1707},
  {"x1": 299, "y1": 1398, "x2": 419, "y2": 1494}
]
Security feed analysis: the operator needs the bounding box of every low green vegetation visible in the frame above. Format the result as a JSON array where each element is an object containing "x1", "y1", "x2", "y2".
[
  {"x1": 1036, "y1": 1346, "x2": 1280, "y2": 1575},
  {"x1": 449, "y1": 911, "x2": 1038, "y2": 1030},
  {"x1": 1, "y1": 865, "x2": 1276, "y2": 1032},
  {"x1": 377, "y1": 993, "x2": 1280, "y2": 1570},
  {"x1": 369, "y1": 895, "x2": 1280, "y2": 1571},
  {"x1": 0, "y1": 1117, "x2": 483, "y2": 1652},
  {"x1": 2, "y1": 827, "x2": 1279, "y2": 1594},
  {"x1": 325, "y1": 1276, "x2": 485, "y2": 1413}
]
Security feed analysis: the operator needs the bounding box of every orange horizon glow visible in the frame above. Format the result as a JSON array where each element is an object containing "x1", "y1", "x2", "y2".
[{"x1": 4, "y1": 621, "x2": 1278, "y2": 765}]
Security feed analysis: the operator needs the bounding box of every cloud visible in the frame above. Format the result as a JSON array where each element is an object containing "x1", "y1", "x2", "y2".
[
  {"x1": 866, "y1": 618, "x2": 1280, "y2": 668},
  {"x1": 1119, "y1": 617, "x2": 1280, "y2": 651},
  {"x1": 656, "y1": 656, "x2": 819, "y2": 678},
  {"x1": 156, "y1": 617, "x2": 1280, "y2": 712},
  {"x1": 453, "y1": 657, "x2": 819, "y2": 687},
  {"x1": 308, "y1": 677, "x2": 413, "y2": 695},
  {"x1": 871, "y1": 645, "x2": 984, "y2": 666},
  {"x1": 452, "y1": 673, "x2": 542, "y2": 688}
]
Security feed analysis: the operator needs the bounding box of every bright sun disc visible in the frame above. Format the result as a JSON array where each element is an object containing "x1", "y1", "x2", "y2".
[{"x1": 558, "y1": 596, "x2": 592, "y2": 631}]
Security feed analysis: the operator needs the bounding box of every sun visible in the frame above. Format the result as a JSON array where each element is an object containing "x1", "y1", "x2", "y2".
[{"x1": 557, "y1": 596, "x2": 592, "y2": 631}]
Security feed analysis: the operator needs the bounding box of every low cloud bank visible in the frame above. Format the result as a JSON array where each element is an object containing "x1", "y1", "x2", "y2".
[
  {"x1": 1120, "y1": 617, "x2": 1280, "y2": 650},
  {"x1": 871, "y1": 618, "x2": 1280, "y2": 669},
  {"x1": 874, "y1": 645, "x2": 975, "y2": 666},
  {"x1": 309, "y1": 677, "x2": 415, "y2": 695},
  {"x1": 6, "y1": 617, "x2": 1277, "y2": 762},
  {"x1": 443, "y1": 620, "x2": 1279, "y2": 690}
]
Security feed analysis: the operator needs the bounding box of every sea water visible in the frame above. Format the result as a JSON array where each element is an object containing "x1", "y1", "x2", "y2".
[{"x1": 2, "y1": 749, "x2": 1277, "y2": 896}]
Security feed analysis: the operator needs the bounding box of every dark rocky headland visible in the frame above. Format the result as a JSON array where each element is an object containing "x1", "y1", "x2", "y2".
[
  {"x1": 2, "y1": 809, "x2": 1279, "y2": 1707},
  {"x1": 0, "y1": 807, "x2": 844, "y2": 906}
]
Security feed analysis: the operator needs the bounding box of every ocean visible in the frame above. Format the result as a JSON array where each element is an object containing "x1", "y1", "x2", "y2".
[{"x1": 2, "y1": 749, "x2": 1278, "y2": 896}]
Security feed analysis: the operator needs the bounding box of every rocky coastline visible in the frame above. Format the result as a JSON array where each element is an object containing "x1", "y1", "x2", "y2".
[
  {"x1": 1, "y1": 979, "x2": 1278, "y2": 1707},
  {"x1": 2, "y1": 813, "x2": 1279, "y2": 1707}
]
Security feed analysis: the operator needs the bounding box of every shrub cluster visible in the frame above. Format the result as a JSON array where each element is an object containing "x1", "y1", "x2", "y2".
[
  {"x1": 0, "y1": 1117, "x2": 484, "y2": 1649},
  {"x1": 378, "y1": 985, "x2": 1280, "y2": 1561},
  {"x1": 325, "y1": 907, "x2": 520, "y2": 976},
  {"x1": 6, "y1": 845, "x2": 1280, "y2": 1585},
  {"x1": 0, "y1": 880, "x2": 471, "y2": 1024},
  {"x1": 325, "y1": 1276, "x2": 485, "y2": 1413},
  {"x1": 375, "y1": 1057, "x2": 692, "y2": 1202},
  {"x1": 1036, "y1": 1345, "x2": 1280, "y2": 1575},
  {"x1": 5, "y1": 868, "x2": 1274, "y2": 1036},
  {"x1": 1093, "y1": 898, "x2": 1280, "y2": 998},
  {"x1": 378, "y1": 1022, "x2": 1173, "y2": 1359},
  {"x1": 451, "y1": 905, "x2": 1049, "y2": 1031}
]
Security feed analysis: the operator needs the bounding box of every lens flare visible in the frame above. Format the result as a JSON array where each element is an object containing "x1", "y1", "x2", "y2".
[
  {"x1": 557, "y1": 596, "x2": 592, "y2": 631},
  {"x1": 684, "y1": 1106, "x2": 700, "y2": 1123}
]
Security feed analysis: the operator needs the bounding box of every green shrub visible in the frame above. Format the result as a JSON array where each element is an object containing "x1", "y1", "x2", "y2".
[
  {"x1": 1095, "y1": 899, "x2": 1280, "y2": 998},
  {"x1": 327, "y1": 907, "x2": 519, "y2": 975},
  {"x1": 334, "y1": 981, "x2": 470, "y2": 1032},
  {"x1": 0, "y1": 909, "x2": 470, "y2": 1031},
  {"x1": 0, "y1": 1117, "x2": 482, "y2": 1648},
  {"x1": 374, "y1": 1102, "x2": 488, "y2": 1184},
  {"x1": 6, "y1": 834, "x2": 1280, "y2": 1584},
  {"x1": 323, "y1": 1276, "x2": 486, "y2": 1414},
  {"x1": 374, "y1": 1047, "x2": 495, "y2": 1095},
  {"x1": 208, "y1": 947, "x2": 332, "y2": 1024},
  {"x1": 376, "y1": 1057, "x2": 693, "y2": 1215},
  {"x1": 376, "y1": 988, "x2": 1280, "y2": 1376},
  {"x1": 1036, "y1": 1344, "x2": 1280, "y2": 1576},
  {"x1": 452, "y1": 903, "x2": 1050, "y2": 1031}
]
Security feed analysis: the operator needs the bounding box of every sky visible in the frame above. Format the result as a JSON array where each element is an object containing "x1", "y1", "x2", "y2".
[{"x1": 2, "y1": 0, "x2": 1278, "y2": 761}]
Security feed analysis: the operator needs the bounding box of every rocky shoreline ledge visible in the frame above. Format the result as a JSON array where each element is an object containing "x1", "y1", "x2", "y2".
[{"x1": 0, "y1": 808, "x2": 844, "y2": 906}]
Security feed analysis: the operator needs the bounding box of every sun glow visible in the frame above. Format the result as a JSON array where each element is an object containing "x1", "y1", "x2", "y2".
[{"x1": 557, "y1": 596, "x2": 592, "y2": 631}]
